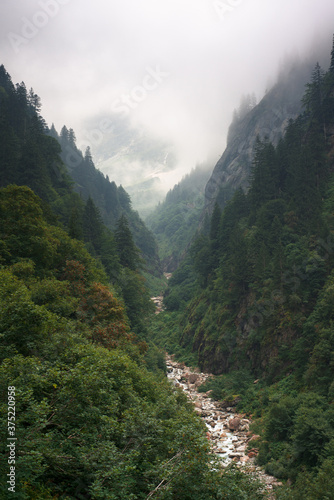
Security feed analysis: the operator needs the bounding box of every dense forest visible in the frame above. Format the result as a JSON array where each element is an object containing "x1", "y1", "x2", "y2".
[
  {"x1": 149, "y1": 37, "x2": 334, "y2": 498},
  {"x1": 0, "y1": 66, "x2": 267, "y2": 498},
  {"x1": 146, "y1": 164, "x2": 211, "y2": 272},
  {"x1": 3, "y1": 31, "x2": 334, "y2": 499}
]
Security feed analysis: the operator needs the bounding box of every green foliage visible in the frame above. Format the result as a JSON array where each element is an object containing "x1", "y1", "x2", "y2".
[
  {"x1": 83, "y1": 196, "x2": 104, "y2": 254},
  {"x1": 29, "y1": 277, "x2": 79, "y2": 317},
  {"x1": 151, "y1": 38, "x2": 334, "y2": 496},
  {"x1": 0, "y1": 280, "x2": 265, "y2": 499},
  {"x1": 0, "y1": 185, "x2": 265, "y2": 500},
  {"x1": 0, "y1": 347, "x2": 206, "y2": 498},
  {"x1": 0, "y1": 68, "x2": 72, "y2": 204},
  {"x1": 142, "y1": 271, "x2": 167, "y2": 296},
  {"x1": 0, "y1": 185, "x2": 58, "y2": 270},
  {"x1": 0, "y1": 269, "x2": 52, "y2": 358},
  {"x1": 57, "y1": 124, "x2": 161, "y2": 275},
  {"x1": 275, "y1": 459, "x2": 334, "y2": 499},
  {"x1": 115, "y1": 214, "x2": 143, "y2": 271},
  {"x1": 0, "y1": 63, "x2": 161, "y2": 297},
  {"x1": 115, "y1": 267, "x2": 155, "y2": 334},
  {"x1": 146, "y1": 312, "x2": 199, "y2": 367},
  {"x1": 1, "y1": 69, "x2": 270, "y2": 500},
  {"x1": 198, "y1": 369, "x2": 253, "y2": 403},
  {"x1": 144, "y1": 343, "x2": 167, "y2": 374},
  {"x1": 146, "y1": 164, "x2": 210, "y2": 270},
  {"x1": 164, "y1": 254, "x2": 200, "y2": 311}
]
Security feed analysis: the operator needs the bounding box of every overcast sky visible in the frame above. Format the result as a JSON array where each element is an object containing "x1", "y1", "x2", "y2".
[{"x1": 1, "y1": 0, "x2": 334, "y2": 182}]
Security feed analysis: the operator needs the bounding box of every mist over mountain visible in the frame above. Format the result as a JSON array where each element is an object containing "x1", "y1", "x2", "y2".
[
  {"x1": 3, "y1": 1, "x2": 334, "y2": 208},
  {"x1": 146, "y1": 162, "x2": 212, "y2": 271},
  {"x1": 78, "y1": 113, "x2": 179, "y2": 216},
  {"x1": 145, "y1": 36, "x2": 334, "y2": 497},
  {"x1": 3, "y1": 1, "x2": 334, "y2": 497},
  {"x1": 72, "y1": 37, "x2": 334, "y2": 219},
  {"x1": 203, "y1": 53, "x2": 330, "y2": 218}
]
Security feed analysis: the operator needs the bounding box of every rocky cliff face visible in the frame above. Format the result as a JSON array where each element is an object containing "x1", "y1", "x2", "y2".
[{"x1": 203, "y1": 60, "x2": 314, "y2": 217}]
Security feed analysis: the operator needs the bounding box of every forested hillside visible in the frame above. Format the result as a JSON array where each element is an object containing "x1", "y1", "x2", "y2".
[
  {"x1": 0, "y1": 184, "x2": 243, "y2": 499},
  {"x1": 3, "y1": 29, "x2": 334, "y2": 499},
  {"x1": 146, "y1": 164, "x2": 211, "y2": 271},
  {"x1": 203, "y1": 57, "x2": 314, "y2": 218},
  {"x1": 50, "y1": 124, "x2": 161, "y2": 276},
  {"x1": 0, "y1": 66, "x2": 269, "y2": 498},
  {"x1": 0, "y1": 63, "x2": 160, "y2": 279},
  {"x1": 149, "y1": 38, "x2": 334, "y2": 497}
]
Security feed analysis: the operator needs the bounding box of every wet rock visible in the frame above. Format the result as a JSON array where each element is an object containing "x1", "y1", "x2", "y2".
[
  {"x1": 188, "y1": 373, "x2": 199, "y2": 384},
  {"x1": 228, "y1": 417, "x2": 241, "y2": 431},
  {"x1": 239, "y1": 419, "x2": 250, "y2": 431},
  {"x1": 247, "y1": 448, "x2": 259, "y2": 458},
  {"x1": 235, "y1": 444, "x2": 247, "y2": 453},
  {"x1": 249, "y1": 434, "x2": 261, "y2": 442},
  {"x1": 165, "y1": 354, "x2": 280, "y2": 495}
]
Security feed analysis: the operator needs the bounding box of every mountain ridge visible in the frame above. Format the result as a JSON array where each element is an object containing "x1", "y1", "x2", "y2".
[{"x1": 203, "y1": 57, "x2": 317, "y2": 218}]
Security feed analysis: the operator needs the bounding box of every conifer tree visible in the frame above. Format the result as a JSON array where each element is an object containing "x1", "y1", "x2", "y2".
[
  {"x1": 0, "y1": 127, "x2": 20, "y2": 187},
  {"x1": 210, "y1": 202, "x2": 222, "y2": 243},
  {"x1": 248, "y1": 138, "x2": 279, "y2": 214},
  {"x1": 49, "y1": 123, "x2": 58, "y2": 139},
  {"x1": 14, "y1": 82, "x2": 28, "y2": 138},
  {"x1": 209, "y1": 202, "x2": 222, "y2": 273},
  {"x1": 0, "y1": 65, "x2": 14, "y2": 93},
  {"x1": 118, "y1": 185, "x2": 131, "y2": 211},
  {"x1": 330, "y1": 34, "x2": 334, "y2": 76},
  {"x1": 68, "y1": 128, "x2": 76, "y2": 146},
  {"x1": 27, "y1": 88, "x2": 41, "y2": 113},
  {"x1": 83, "y1": 197, "x2": 104, "y2": 254},
  {"x1": 60, "y1": 125, "x2": 69, "y2": 143},
  {"x1": 84, "y1": 146, "x2": 94, "y2": 168},
  {"x1": 115, "y1": 214, "x2": 142, "y2": 271},
  {"x1": 105, "y1": 180, "x2": 119, "y2": 215},
  {"x1": 302, "y1": 62, "x2": 325, "y2": 126},
  {"x1": 68, "y1": 203, "x2": 83, "y2": 240}
]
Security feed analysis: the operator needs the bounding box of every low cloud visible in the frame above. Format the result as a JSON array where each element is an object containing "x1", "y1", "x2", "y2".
[{"x1": 1, "y1": 0, "x2": 334, "y2": 191}]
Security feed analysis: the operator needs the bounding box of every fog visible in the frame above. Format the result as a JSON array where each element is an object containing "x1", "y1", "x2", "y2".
[{"x1": 1, "y1": 0, "x2": 334, "y2": 193}]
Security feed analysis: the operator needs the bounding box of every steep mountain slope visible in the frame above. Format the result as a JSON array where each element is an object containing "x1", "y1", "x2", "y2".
[
  {"x1": 150, "y1": 37, "x2": 334, "y2": 497},
  {"x1": 0, "y1": 65, "x2": 159, "y2": 333},
  {"x1": 203, "y1": 59, "x2": 315, "y2": 217},
  {"x1": 0, "y1": 184, "x2": 266, "y2": 500},
  {"x1": 52, "y1": 125, "x2": 161, "y2": 276},
  {"x1": 0, "y1": 64, "x2": 160, "y2": 277},
  {"x1": 82, "y1": 113, "x2": 177, "y2": 217},
  {"x1": 146, "y1": 163, "x2": 211, "y2": 271},
  {"x1": 0, "y1": 65, "x2": 72, "y2": 203},
  {"x1": 0, "y1": 67, "x2": 267, "y2": 500}
]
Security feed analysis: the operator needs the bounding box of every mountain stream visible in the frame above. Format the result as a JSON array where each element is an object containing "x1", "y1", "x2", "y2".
[{"x1": 166, "y1": 354, "x2": 282, "y2": 498}]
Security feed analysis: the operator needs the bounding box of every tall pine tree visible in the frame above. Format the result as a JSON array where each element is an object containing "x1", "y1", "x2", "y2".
[
  {"x1": 83, "y1": 197, "x2": 104, "y2": 254},
  {"x1": 115, "y1": 214, "x2": 142, "y2": 271}
]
